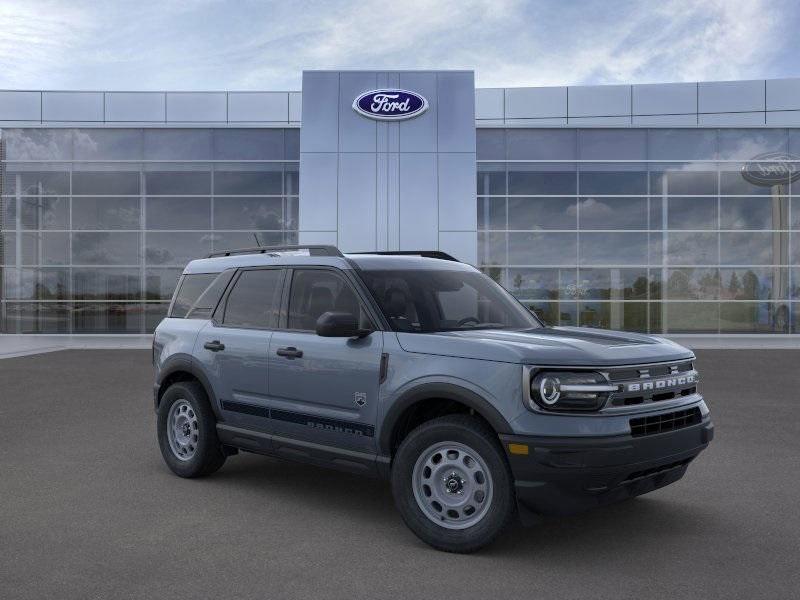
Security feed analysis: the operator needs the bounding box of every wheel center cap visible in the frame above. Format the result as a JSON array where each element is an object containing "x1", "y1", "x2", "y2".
[
  {"x1": 445, "y1": 475, "x2": 463, "y2": 493},
  {"x1": 182, "y1": 423, "x2": 191, "y2": 436}
]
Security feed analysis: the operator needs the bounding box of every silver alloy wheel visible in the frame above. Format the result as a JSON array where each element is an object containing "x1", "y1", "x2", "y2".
[
  {"x1": 412, "y1": 441, "x2": 494, "y2": 530},
  {"x1": 167, "y1": 399, "x2": 199, "y2": 461}
]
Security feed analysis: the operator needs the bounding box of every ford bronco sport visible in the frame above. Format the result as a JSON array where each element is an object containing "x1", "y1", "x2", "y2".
[{"x1": 152, "y1": 245, "x2": 713, "y2": 553}]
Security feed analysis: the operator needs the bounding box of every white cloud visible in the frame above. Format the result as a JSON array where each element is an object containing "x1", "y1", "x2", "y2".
[{"x1": 0, "y1": 0, "x2": 793, "y2": 90}]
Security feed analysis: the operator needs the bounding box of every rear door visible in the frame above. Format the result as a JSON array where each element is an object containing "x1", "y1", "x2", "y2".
[
  {"x1": 195, "y1": 267, "x2": 285, "y2": 432},
  {"x1": 267, "y1": 267, "x2": 383, "y2": 453}
]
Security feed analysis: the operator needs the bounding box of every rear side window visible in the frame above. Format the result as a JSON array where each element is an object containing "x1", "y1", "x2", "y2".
[
  {"x1": 170, "y1": 273, "x2": 218, "y2": 318},
  {"x1": 222, "y1": 269, "x2": 283, "y2": 329},
  {"x1": 186, "y1": 270, "x2": 235, "y2": 319}
]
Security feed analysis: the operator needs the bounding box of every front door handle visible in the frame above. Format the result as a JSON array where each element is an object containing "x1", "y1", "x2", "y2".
[
  {"x1": 276, "y1": 346, "x2": 303, "y2": 359},
  {"x1": 204, "y1": 340, "x2": 225, "y2": 352}
]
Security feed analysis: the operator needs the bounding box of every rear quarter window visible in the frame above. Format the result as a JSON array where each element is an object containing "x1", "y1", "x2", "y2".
[{"x1": 170, "y1": 271, "x2": 233, "y2": 318}]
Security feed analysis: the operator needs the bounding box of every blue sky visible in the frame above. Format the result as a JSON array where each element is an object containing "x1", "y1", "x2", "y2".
[{"x1": 1, "y1": 0, "x2": 798, "y2": 90}]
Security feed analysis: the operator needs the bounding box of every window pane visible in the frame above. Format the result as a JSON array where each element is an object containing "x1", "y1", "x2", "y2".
[
  {"x1": 287, "y1": 269, "x2": 369, "y2": 331},
  {"x1": 214, "y1": 169, "x2": 282, "y2": 195},
  {"x1": 72, "y1": 197, "x2": 140, "y2": 230},
  {"x1": 577, "y1": 268, "x2": 649, "y2": 300},
  {"x1": 1, "y1": 232, "x2": 16, "y2": 265},
  {"x1": 509, "y1": 232, "x2": 577, "y2": 266},
  {"x1": 145, "y1": 197, "x2": 211, "y2": 230},
  {"x1": 146, "y1": 268, "x2": 182, "y2": 300},
  {"x1": 666, "y1": 268, "x2": 720, "y2": 300},
  {"x1": 145, "y1": 232, "x2": 212, "y2": 266},
  {"x1": 73, "y1": 129, "x2": 143, "y2": 160},
  {"x1": 213, "y1": 197, "x2": 283, "y2": 230},
  {"x1": 579, "y1": 171, "x2": 647, "y2": 195},
  {"x1": 508, "y1": 168, "x2": 576, "y2": 195},
  {"x1": 579, "y1": 302, "x2": 647, "y2": 332},
  {"x1": 507, "y1": 129, "x2": 576, "y2": 160},
  {"x1": 3, "y1": 302, "x2": 71, "y2": 333},
  {"x1": 145, "y1": 303, "x2": 170, "y2": 333},
  {"x1": 20, "y1": 196, "x2": 69, "y2": 230},
  {"x1": 72, "y1": 303, "x2": 142, "y2": 333},
  {"x1": 21, "y1": 232, "x2": 70, "y2": 265},
  {"x1": 72, "y1": 268, "x2": 141, "y2": 300},
  {"x1": 665, "y1": 302, "x2": 719, "y2": 333},
  {"x1": 3, "y1": 129, "x2": 73, "y2": 160},
  {"x1": 477, "y1": 197, "x2": 506, "y2": 230},
  {"x1": 171, "y1": 273, "x2": 217, "y2": 318},
  {"x1": 578, "y1": 130, "x2": 646, "y2": 160},
  {"x1": 4, "y1": 268, "x2": 68, "y2": 300},
  {"x1": 720, "y1": 169, "x2": 780, "y2": 195},
  {"x1": 720, "y1": 232, "x2": 786, "y2": 265},
  {"x1": 508, "y1": 197, "x2": 576, "y2": 230},
  {"x1": 720, "y1": 267, "x2": 788, "y2": 300},
  {"x1": 211, "y1": 231, "x2": 286, "y2": 253},
  {"x1": 145, "y1": 171, "x2": 210, "y2": 195},
  {"x1": 223, "y1": 269, "x2": 283, "y2": 328},
  {"x1": 72, "y1": 232, "x2": 140, "y2": 265},
  {"x1": 478, "y1": 232, "x2": 505, "y2": 266},
  {"x1": 213, "y1": 129, "x2": 285, "y2": 160},
  {"x1": 476, "y1": 129, "x2": 505, "y2": 160},
  {"x1": 143, "y1": 130, "x2": 213, "y2": 160},
  {"x1": 579, "y1": 233, "x2": 648, "y2": 266},
  {"x1": 720, "y1": 197, "x2": 789, "y2": 230},
  {"x1": 285, "y1": 129, "x2": 300, "y2": 159},
  {"x1": 648, "y1": 129, "x2": 717, "y2": 161},
  {"x1": 720, "y1": 302, "x2": 790, "y2": 333},
  {"x1": 666, "y1": 232, "x2": 719, "y2": 265},
  {"x1": 476, "y1": 165, "x2": 505, "y2": 195},
  {"x1": 17, "y1": 171, "x2": 70, "y2": 195},
  {"x1": 650, "y1": 169, "x2": 717, "y2": 195},
  {"x1": 72, "y1": 171, "x2": 140, "y2": 195},
  {"x1": 507, "y1": 268, "x2": 577, "y2": 301},
  {"x1": 660, "y1": 197, "x2": 718, "y2": 230},
  {"x1": 578, "y1": 197, "x2": 647, "y2": 230},
  {"x1": 718, "y1": 129, "x2": 788, "y2": 160}
]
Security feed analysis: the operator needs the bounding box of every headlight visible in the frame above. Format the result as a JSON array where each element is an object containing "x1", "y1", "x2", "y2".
[{"x1": 529, "y1": 371, "x2": 617, "y2": 412}]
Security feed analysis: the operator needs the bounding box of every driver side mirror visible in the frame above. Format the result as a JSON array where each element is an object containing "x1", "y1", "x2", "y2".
[{"x1": 315, "y1": 311, "x2": 372, "y2": 338}]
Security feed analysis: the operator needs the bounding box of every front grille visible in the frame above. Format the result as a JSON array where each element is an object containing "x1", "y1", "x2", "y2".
[
  {"x1": 608, "y1": 360, "x2": 693, "y2": 382},
  {"x1": 629, "y1": 407, "x2": 702, "y2": 437},
  {"x1": 607, "y1": 361, "x2": 698, "y2": 407}
]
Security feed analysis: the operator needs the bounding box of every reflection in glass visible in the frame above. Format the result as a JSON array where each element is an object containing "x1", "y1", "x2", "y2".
[
  {"x1": 506, "y1": 268, "x2": 577, "y2": 301},
  {"x1": 666, "y1": 233, "x2": 718, "y2": 265},
  {"x1": 507, "y1": 129, "x2": 576, "y2": 160},
  {"x1": 578, "y1": 171, "x2": 647, "y2": 195},
  {"x1": 509, "y1": 232, "x2": 576, "y2": 266},
  {"x1": 20, "y1": 196, "x2": 69, "y2": 230},
  {"x1": 578, "y1": 197, "x2": 647, "y2": 230},
  {"x1": 508, "y1": 197, "x2": 575, "y2": 230},
  {"x1": 477, "y1": 232, "x2": 506, "y2": 266},
  {"x1": 720, "y1": 267, "x2": 788, "y2": 301},
  {"x1": 665, "y1": 302, "x2": 719, "y2": 333},
  {"x1": 145, "y1": 232, "x2": 213, "y2": 266},
  {"x1": 578, "y1": 302, "x2": 647, "y2": 332},
  {"x1": 213, "y1": 197, "x2": 283, "y2": 230},
  {"x1": 720, "y1": 232, "x2": 784, "y2": 265},
  {"x1": 73, "y1": 268, "x2": 141, "y2": 300},
  {"x1": 477, "y1": 197, "x2": 506, "y2": 230},
  {"x1": 72, "y1": 303, "x2": 143, "y2": 333},
  {"x1": 577, "y1": 268, "x2": 649, "y2": 300},
  {"x1": 145, "y1": 197, "x2": 211, "y2": 230},
  {"x1": 72, "y1": 197, "x2": 140, "y2": 230},
  {"x1": 213, "y1": 129, "x2": 284, "y2": 160},
  {"x1": 145, "y1": 269, "x2": 182, "y2": 300},
  {"x1": 211, "y1": 231, "x2": 286, "y2": 252},
  {"x1": 720, "y1": 197, "x2": 788, "y2": 230},
  {"x1": 659, "y1": 197, "x2": 718, "y2": 230},
  {"x1": 145, "y1": 171, "x2": 210, "y2": 195},
  {"x1": 508, "y1": 169, "x2": 575, "y2": 195},
  {"x1": 72, "y1": 171, "x2": 140, "y2": 195},
  {"x1": 578, "y1": 233, "x2": 648, "y2": 266},
  {"x1": 666, "y1": 268, "x2": 720, "y2": 300},
  {"x1": 214, "y1": 170, "x2": 282, "y2": 195},
  {"x1": 3, "y1": 302, "x2": 71, "y2": 333},
  {"x1": 21, "y1": 232, "x2": 70, "y2": 265},
  {"x1": 720, "y1": 302, "x2": 789, "y2": 333},
  {"x1": 477, "y1": 166, "x2": 505, "y2": 195},
  {"x1": 72, "y1": 232, "x2": 140, "y2": 265}
]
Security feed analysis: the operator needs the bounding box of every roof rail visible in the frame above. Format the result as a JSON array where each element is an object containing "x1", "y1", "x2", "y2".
[
  {"x1": 349, "y1": 250, "x2": 460, "y2": 262},
  {"x1": 207, "y1": 244, "x2": 344, "y2": 259}
]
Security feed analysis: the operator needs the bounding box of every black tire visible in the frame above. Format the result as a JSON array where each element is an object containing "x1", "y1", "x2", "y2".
[
  {"x1": 157, "y1": 381, "x2": 226, "y2": 478},
  {"x1": 391, "y1": 414, "x2": 516, "y2": 553}
]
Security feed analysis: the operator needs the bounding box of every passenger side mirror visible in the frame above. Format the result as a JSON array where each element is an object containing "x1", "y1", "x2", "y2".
[{"x1": 315, "y1": 311, "x2": 372, "y2": 338}]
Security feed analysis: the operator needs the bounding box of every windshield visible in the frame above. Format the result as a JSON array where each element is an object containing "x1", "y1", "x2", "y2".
[{"x1": 359, "y1": 269, "x2": 542, "y2": 333}]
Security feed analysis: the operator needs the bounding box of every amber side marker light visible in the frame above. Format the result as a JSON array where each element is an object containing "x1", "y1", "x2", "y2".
[{"x1": 508, "y1": 443, "x2": 529, "y2": 455}]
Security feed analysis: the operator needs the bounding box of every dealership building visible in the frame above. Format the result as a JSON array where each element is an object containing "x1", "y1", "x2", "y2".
[{"x1": 1, "y1": 70, "x2": 799, "y2": 336}]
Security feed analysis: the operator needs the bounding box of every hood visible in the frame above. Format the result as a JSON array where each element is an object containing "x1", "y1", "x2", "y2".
[{"x1": 395, "y1": 326, "x2": 693, "y2": 366}]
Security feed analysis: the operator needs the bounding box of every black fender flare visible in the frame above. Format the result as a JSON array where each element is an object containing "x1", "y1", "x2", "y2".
[
  {"x1": 378, "y1": 382, "x2": 513, "y2": 455},
  {"x1": 155, "y1": 355, "x2": 219, "y2": 417}
]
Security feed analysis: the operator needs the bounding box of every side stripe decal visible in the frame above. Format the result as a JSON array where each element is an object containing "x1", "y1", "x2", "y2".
[{"x1": 221, "y1": 401, "x2": 375, "y2": 438}]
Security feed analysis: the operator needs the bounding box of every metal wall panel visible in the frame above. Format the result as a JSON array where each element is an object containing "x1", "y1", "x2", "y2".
[
  {"x1": 228, "y1": 92, "x2": 289, "y2": 122},
  {"x1": 569, "y1": 116, "x2": 631, "y2": 126},
  {"x1": 505, "y1": 86, "x2": 567, "y2": 119},
  {"x1": 399, "y1": 153, "x2": 438, "y2": 249},
  {"x1": 337, "y1": 153, "x2": 377, "y2": 252},
  {"x1": 766, "y1": 78, "x2": 800, "y2": 111},
  {"x1": 438, "y1": 153, "x2": 477, "y2": 231},
  {"x1": 0, "y1": 91, "x2": 41, "y2": 121},
  {"x1": 289, "y1": 92, "x2": 302, "y2": 122},
  {"x1": 399, "y1": 72, "x2": 438, "y2": 152},
  {"x1": 42, "y1": 92, "x2": 103, "y2": 122},
  {"x1": 299, "y1": 152, "x2": 338, "y2": 231},
  {"x1": 437, "y1": 71, "x2": 476, "y2": 153},
  {"x1": 439, "y1": 231, "x2": 477, "y2": 265},
  {"x1": 568, "y1": 84, "x2": 630, "y2": 117},
  {"x1": 632, "y1": 114, "x2": 698, "y2": 126},
  {"x1": 698, "y1": 80, "x2": 765, "y2": 113},
  {"x1": 766, "y1": 111, "x2": 800, "y2": 126},
  {"x1": 300, "y1": 72, "x2": 339, "y2": 152},
  {"x1": 166, "y1": 92, "x2": 226, "y2": 122},
  {"x1": 475, "y1": 88, "x2": 504, "y2": 120},
  {"x1": 633, "y1": 82, "x2": 696, "y2": 115},
  {"x1": 698, "y1": 112, "x2": 766, "y2": 126},
  {"x1": 105, "y1": 92, "x2": 165, "y2": 122},
  {"x1": 339, "y1": 72, "x2": 377, "y2": 152}
]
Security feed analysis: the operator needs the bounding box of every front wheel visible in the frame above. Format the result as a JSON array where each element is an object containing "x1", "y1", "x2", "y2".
[
  {"x1": 391, "y1": 415, "x2": 516, "y2": 553},
  {"x1": 157, "y1": 381, "x2": 226, "y2": 478}
]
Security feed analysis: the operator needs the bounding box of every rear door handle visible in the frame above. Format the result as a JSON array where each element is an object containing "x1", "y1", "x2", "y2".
[
  {"x1": 204, "y1": 340, "x2": 225, "y2": 352},
  {"x1": 276, "y1": 346, "x2": 303, "y2": 359}
]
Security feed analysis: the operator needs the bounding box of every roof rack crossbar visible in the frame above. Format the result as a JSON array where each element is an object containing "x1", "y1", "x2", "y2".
[
  {"x1": 207, "y1": 244, "x2": 344, "y2": 259},
  {"x1": 349, "y1": 250, "x2": 460, "y2": 262}
]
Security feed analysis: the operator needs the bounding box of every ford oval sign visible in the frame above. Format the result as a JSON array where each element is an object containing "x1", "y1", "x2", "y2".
[
  {"x1": 353, "y1": 89, "x2": 428, "y2": 121},
  {"x1": 741, "y1": 152, "x2": 800, "y2": 187}
]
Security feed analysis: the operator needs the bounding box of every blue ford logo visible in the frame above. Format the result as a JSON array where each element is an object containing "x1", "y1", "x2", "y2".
[
  {"x1": 741, "y1": 152, "x2": 800, "y2": 186},
  {"x1": 352, "y1": 89, "x2": 428, "y2": 121}
]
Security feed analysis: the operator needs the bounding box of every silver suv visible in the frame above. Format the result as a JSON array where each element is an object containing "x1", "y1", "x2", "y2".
[{"x1": 152, "y1": 245, "x2": 713, "y2": 553}]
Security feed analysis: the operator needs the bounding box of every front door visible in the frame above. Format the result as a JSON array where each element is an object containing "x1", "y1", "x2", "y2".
[
  {"x1": 268, "y1": 268, "x2": 383, "y2": 452},
  {"x1": 196, "y1": 267, "x2": 285, "y2": 432}
]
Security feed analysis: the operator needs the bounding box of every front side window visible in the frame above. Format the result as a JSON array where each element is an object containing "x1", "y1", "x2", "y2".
[
  {"x1": 222, "y1": 269, "x2": 283, "y2": 329},
  {"x1": 360, "y1": 269, "x2": 542, "y2": 333},
  {"x1": 287, "y1": 269, "x2": 371, "y2": 331}
]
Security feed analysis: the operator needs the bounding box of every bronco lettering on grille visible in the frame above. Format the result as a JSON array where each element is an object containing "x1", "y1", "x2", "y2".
[{"x1": 626, "y1": 372, "x2": 696, "y2": 393}]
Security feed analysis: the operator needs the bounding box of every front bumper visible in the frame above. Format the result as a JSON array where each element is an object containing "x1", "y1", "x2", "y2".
[{"x1": 500, "y1": 416, "x2": 714, "y2": 516}]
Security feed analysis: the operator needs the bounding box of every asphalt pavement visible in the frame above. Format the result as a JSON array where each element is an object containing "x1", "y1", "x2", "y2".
[{"x1": 1, "y1": 349, "x2": 798, "y2": 599}]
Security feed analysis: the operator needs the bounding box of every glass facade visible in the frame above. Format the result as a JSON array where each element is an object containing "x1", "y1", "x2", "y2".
[
  {"x1": 477, "y1": 128, "x2": 800, "y2": 334},
  {"x1": 0, "y1": 128, "x2": 299, "y2": 333}
]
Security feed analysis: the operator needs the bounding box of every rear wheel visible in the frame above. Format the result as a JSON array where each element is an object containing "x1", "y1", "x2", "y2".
[
  {"x1": 157, "y1": 381, "x2": 226, "y2": 478},
  {"x1": 391, "y1": 415, "x2": 516, "y2": 553}
]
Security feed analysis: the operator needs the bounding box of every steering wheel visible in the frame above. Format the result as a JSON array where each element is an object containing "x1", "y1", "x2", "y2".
[{"x1": 457, "y1": 316, "x2": 481, "y2": 327}]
